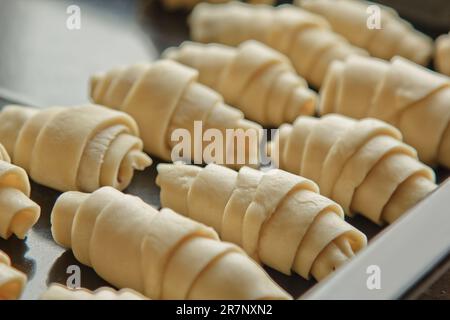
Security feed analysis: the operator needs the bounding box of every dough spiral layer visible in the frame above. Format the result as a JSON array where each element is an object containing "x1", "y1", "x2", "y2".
[
  {"x1": 41, "y1": 284, "x2": 148, "y2": 300},
  {"x1": 0, "y1": 104, "x2": 151, "y2": 192},
  {"x1": 189, "y1": 2, "x2": 368, "y2": 87},
  {"x1": 298, "y1": 0, "x2": 433, "y2": 65},
  {"x1": 156, "y1": 163, "x2": 366, "y2": 281},
  {"x1": 0, "y1": 250, "x2": 27, "y2": 300},
  {"x1": 51, "y1": 187, "x2": 290, "y2": 300},
  {"x1": 91, "y1": 60, "x2": 262, "y2": 167},
  {"x1": 0, "y1": 143, "x2": 40, "y2": 240},
  {"x1": 320, "y1": 55, "x2": 450, "y2": 168},
  {"x1": 269, "y1": 114, "x2": 437, "y2": 224},
  {"x1": 163, "y1": 40, "x2": 317, "y2": 126}
]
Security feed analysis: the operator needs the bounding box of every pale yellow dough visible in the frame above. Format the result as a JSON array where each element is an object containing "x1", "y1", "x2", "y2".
[
  {"x1": 40, "y1": 284, "x2": 148, "y2": 300},
  {"x1": 163, "y1": 40, "x2": 317, "y2": 126},
  {"x1": 90, "y1": 60, "x2": 262, "y2": 167},
  {"x1": 162, "y1": 0, "x2": 274, "y2": 11},
  {"x1": 320, "y1": 55, "x2": 450, "y2": 168},
  {"x1": 269, "y1": 114, "x2": 437, "y2": 225},
  {"x1": 435, "y1": 32, "x2": 450, "y2": 76},
  {"x1": 0, "y1": 143, "x2": 40, "y2": 240},
  {"x1": 189, "y1": 2, "x2": 368, "y2": 87},
  {"x1": 298, "y1": 0, "x2": 433, "y2": 65},
  {"x1": 50, "y1": 187, "x2": 291, "y2": 300},
  {"x1": 0, "y1": 250, "x2": 27, "y2": 300},
  {"x1": 156, "y1": 163, "x2": 366, "y2": 281},
  {"x1": 0, "y1": 104, "x2": 151, "y2": 192}
]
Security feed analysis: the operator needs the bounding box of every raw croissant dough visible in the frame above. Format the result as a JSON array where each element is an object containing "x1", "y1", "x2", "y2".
[
  {"x1": 298, "y1": 0, "x2": 433, "y2": 65},
  {"x1": 320, "y1": 55, "x2": 450, "y2": 168},
  {"x1": 162, "y1": 0, "x2": 274, "y2": 11},
  {"x1": 189, "y1": 2, "x2": 368, "y2": 87},
  {"x1": 0, "y1": 143, "x2": 40, "y2": 240},
  {"x1": 0, "y1": 104, "x2": 151, "y2": 192},
  {"x1": 156, "y1": 163, "x2": 366, "y2": 281},
  {"x1": 41, "y1": 284, "x2": 148, "y2": 300},
  {"x1": 51, "y1": 187, "x2": 290, "y2": 300},
  {"x1": 269, "y1": 114, "x2": 437, "y2": 224},
  {"x1": 0, "y1": 250, "x2": 27, "y2": 300},
  {"x1": 163, "y1": 40, "x2": 317, "y2": 126},
  {"x1": 91, "y1": 60, "x2": 262, "y2": 167},
  {"x1": 435, "y1": 32, "x2": 450, "y2": 76}
]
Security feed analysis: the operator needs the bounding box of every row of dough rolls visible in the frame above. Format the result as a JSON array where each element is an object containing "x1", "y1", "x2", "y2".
[
  {"x1": 90, "y1": 60, "x2": 262, "y2": 168},
  {"x1": 163, "y1": 40, "x2": 317, "y2": 126},
  {"x1": 297, "y1": 0, "x2": 433, "y2": 66},
  {"x1": 156, "y1": 163, "x2": 367, "y2": 281},
  {"x1": 0, "y1": 104, "x2": 151, "y2": 192},
  {"x1": 269, "y1": 114, "x2": 437, "y2": 225},
  {"x1": 0, "y1": 143, "x2": 40, "y2": 240},
  {"x1": 161, "y1": 0, "x2": 274, "y2": 11},
  {"x1": 319, "y1": 55, "x2": 450, "y2": 168},
  {"x1": 189, "y1": 1, "x2": 368, "y2": 88},
  {"x1": 41, "y1": 284, "x2": 148, "y2": 300},
  {"x1": 51, "y1": 186, "x2": 291, "y2": 300},
  {"x1": 0, "y1": 250, "x2": 27, "y2": 300}
]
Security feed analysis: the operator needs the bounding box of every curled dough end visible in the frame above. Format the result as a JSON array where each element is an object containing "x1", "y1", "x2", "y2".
[
  {"x1": 156, "y1": 163, "x2": 367, "y2": 280},
  {"x1": 0, "y1": 250, "x2": 27, "y2": 300},
  {"x1": 0, "y1": 151, "x2": 40, "y2": 240},
  {"x1": 0, "y1": 105, "x2": 151, "y2": 192}
]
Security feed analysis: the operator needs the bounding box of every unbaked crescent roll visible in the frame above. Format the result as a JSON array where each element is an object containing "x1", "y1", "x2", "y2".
[
  {"x1": 0, "y1": 146, "x2": 40, "y2": 240},
  {"x1": 189, "y1": 2, "x2": 368, "y2": 88},
  {"x1": 298, "y1": 0, "x2": 433, "y2": 66},
  {"x1": 320, "y1": 55, "x2": 450, "y2": 168},
  {"x1": 0, "y1": 250, "x2": 27, "y2": 300},
  {"x1": 435, "y1": 32, "x2": 450, "y2": 76},
  {"x1": 90, "y1": 60, "x2": 262, "y2": 168},
  {"x1": 162, "y1": 0, "x2": 274, "y2": 11},
  {"x1": 41, "y1": 284, "x2": 148, "y2": 300},
  {"x1": 0, "y1": 104, "x2": 151, "y2": 192},
  {"x1": 51, "y1": 187, "x2": 291, "y2": 300},
  {"x1": 156, "y1": 163, "x2": 366, "y2": 281},
  {"x1": 163, "y1": 40, "x2": 317, "y2": 126},
  {"x1": 269, "y1": 114, "x2": 437, "y2": 225}
]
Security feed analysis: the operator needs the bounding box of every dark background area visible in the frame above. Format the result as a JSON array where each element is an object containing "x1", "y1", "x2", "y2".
[{"x1": 0, "y1": 0, "x2": 448, "y2": 299}]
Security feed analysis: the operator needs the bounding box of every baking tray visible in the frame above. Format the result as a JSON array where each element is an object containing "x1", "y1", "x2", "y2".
[{"x1": 0, "y1": 0, "x2": 449, "y2": 300}]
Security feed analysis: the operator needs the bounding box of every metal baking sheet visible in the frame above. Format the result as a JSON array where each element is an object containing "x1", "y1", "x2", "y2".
[{"x1": 0, "y1": 0, "x2": 449, "y2": 300}]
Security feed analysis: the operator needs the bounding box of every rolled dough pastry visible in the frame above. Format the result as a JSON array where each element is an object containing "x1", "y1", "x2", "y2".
[
  {"x1": 41, "y1": 284, "x2": 148, "y2": 300},
  {"x1": 163, "y1": 40, "x2": 317, "y2": 126},
  {"x1": 162, "y1": 0, "x2": 274, "y2": 11},
  {"x1": 156, "y1": 163, "x2": 367, "y2": 280},
  {"x1": 269, "y1": 114, "x2": 437, "y2": 225},
  {"x1": 0, "y1": 104, "x2": 151, "y2": 192},
  {"x1": 51, "y1": 187, "x2": 290, "y2": 300},
  {"x1": 90, "y1": 60, "x2": 262, "y2": 167},
  {"x1": 0, "y1": 143, "x2": 40, "y2": 240},
  {"x1": 320, "y1": 55, "x2": 450, "y2": 168},
  {"x1": 189, "y1": 2, "x2": 368, "y2": 87},
  {"x1": 298, "y1": 0, "x2": 433, "y2": 65},
  {"x1": 0, "y1": 250, "x2": 27, "y2": 300},
  {"x1": 435, "y1": 32, "x2": 450, "y2": 76}
]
